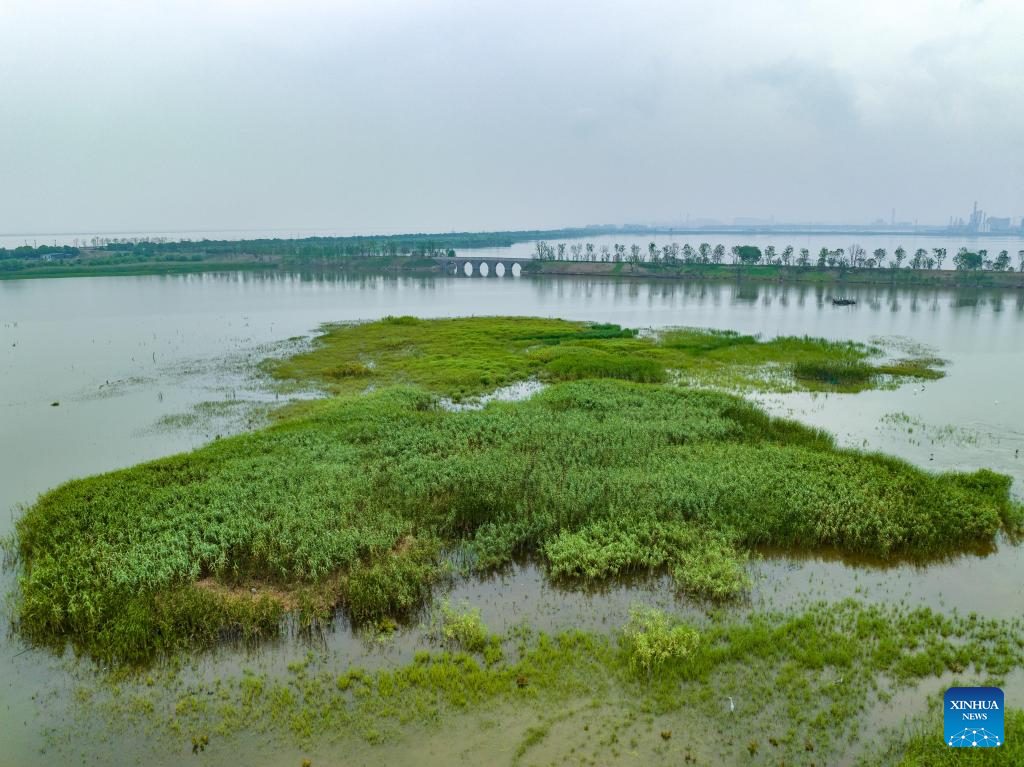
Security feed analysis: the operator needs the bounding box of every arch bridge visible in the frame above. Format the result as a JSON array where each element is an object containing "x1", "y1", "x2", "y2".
[{"x1": 433, "y1": 256, "x2": 525, "y2": 277}]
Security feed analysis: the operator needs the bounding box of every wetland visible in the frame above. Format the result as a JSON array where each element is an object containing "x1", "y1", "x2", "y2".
[{"x1": 2, "y1": 272, "x2": 1024, "y2": 766}]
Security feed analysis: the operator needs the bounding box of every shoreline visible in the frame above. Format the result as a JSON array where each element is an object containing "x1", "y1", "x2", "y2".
[{"x1": 4, "y1": 255, "x2": 1024, "y2": 289}]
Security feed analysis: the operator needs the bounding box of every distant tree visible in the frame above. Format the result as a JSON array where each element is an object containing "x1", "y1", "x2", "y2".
[
  {"x1": 833, "y1": 248, "x2": 846, "y2": 267},
  {"x1": 763, "y1": 245, "x2": 777, "y2": 264},
  {"x1": 599, "y1": 244, "x2": 611, "y2": 262},
  {"x1": 668, "y1": 243, "x2": 680, "y2": 264},
  {"x1": 994, "y1": 250, "x2": 1010, "y2": 271},
  {"x1": 817, "y1": 247, "x2": 828, "y2": 267},
  {"x1": 648, "y1": 242, "x2": 659, "y2": 264},
  {"x1": 850, "y1": 245, "x2": 866, "y2": 267},
  {"x1": 712, "y1": 244, "x2": 726, "y2": 263},
  {"x1": 894, "y1": 247, "x2": 907, "y2": 269},
  {"x1": 681, "y1": 244, "x2": 695, "y2": 263},
  {"x1": 557, "y1": 243, "x2": 566, "y2": 260},
  {"x1": 797, "y1": 248, "x2": 810, "y2": 267},
  {"x1": 911, "y1": 248, "x2": 927, "y2": 269},
  {"x1": 953, "y1": 247, "x2": 982, "y2": 270},
  {"x1": 614, "y1": 244, "x2": 625, "y2": 262},
  {"x1": 569, "y1": 243, "x2": 583, "y2": 261},
  {"x1": 873, "y1": 248, "x2": 887, "y2": 266},
  {"x1": 586, "y1": 243, "x2": 595, "y2": 261},
  {"x1": 534, "y1": 241, "x2": 553, "y2": 260},
  {"x1": 865, "y1": 258, "x2": 877, "y2": 269},
  {"x1": 698, "y1": 243, "x2": 712, "y2": 263},
  {"x1": 781, "y1": 245, "x2": 794, "y2": 266},
  {"x1": 733, "y1": 245, "x2": 762, "y2": 265},
  {"x1": 933, "y1": 247, "x2": 947, "y2": 270},
  {"x1": 1018, "y1": 249, "x2": 1024, "y2": 272},
  {"x1": 629, "y1": 244, "x2": 642, "y2": 269}
]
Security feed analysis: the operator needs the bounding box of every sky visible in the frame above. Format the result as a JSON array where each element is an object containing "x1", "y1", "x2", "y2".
[{"x1": 1, "y1": 0, "x2": 1022, "y2": 235}]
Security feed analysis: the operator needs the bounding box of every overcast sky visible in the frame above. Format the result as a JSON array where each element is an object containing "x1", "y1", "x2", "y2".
[{"x1": 1, "y1": 0, "x2": 1022, "y2": 235}]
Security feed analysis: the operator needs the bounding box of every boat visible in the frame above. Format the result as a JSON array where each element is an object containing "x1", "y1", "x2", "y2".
[{"x1": 831, "y1": 298, "x2": 857, "y2": 306}]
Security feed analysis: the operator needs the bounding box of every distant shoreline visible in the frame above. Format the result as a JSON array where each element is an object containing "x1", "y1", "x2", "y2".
[{"x1": 3, "y1": 254, "x2": 1023, "y2": 289}]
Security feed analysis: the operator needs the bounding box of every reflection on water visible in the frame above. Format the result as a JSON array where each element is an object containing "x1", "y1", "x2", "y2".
[{"x1": 1, "y1": 271, "x2": 1023, "y2": 765}]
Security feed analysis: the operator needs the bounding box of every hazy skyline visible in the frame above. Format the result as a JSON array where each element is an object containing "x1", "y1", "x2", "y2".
[{"x1": 2, "y1": 0, "x2": 1022, "y2": 235}]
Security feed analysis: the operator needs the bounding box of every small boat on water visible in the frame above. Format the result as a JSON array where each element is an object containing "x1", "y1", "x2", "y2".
[{"x1": 831, "y1": 298, "x2": 857, "y2": 306}]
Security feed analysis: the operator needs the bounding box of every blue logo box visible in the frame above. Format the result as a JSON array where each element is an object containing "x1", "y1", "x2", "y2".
[{"x1": 944, "y1": 687, "x2": 1004, "y2": 747}]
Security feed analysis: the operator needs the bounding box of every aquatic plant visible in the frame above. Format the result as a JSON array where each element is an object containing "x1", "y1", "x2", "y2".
[
  {"x1": 13, "y1": 319, "x2": 1011, "y2": 664},
  {"x1": 270, "y1": 317, "x2": 944, "y2": 398},
  {"x1": 82, "y1": 600, "x2": 1024, "y2": 765},
  {"x1": 621, "y1": 606, "x2": 700, "y2": 676}
]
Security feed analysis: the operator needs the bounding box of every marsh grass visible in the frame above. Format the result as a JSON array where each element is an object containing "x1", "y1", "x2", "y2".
[
  {"x1": 87, "y1": 601, "x2": 1024, "y2": 765},
  {"x1": 870, "y1": 705, "x2": 1024, "y2": 765},
  {"x1": 269, "y1": 316, "x2": 944, "y2": 399},
  {"x1": 792, "y1": 360, "x2": 876, "y2": 387},
  {"x1": 13, "y1": 318, "x2": 1000, "y2": 664}
]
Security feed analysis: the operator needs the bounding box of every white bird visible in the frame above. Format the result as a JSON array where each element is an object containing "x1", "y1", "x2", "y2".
[{"x1": 727, "y1": 696, "x2": 735, "y2": 712}]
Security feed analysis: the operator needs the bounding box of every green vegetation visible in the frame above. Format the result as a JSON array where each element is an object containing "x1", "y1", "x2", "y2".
[
  {"x1": 272, "y1": 316, "x2": 943, "y2": 398},
  {"x1": 84, "y1": 601, "x2": 1024, "y2": 765},
  {"x1": 621, "y1": 606, "x2": 700, "y2": 676},
  {"x1": 5, "y1": 230, "x2": 1023, "y2": 289},
  {"x1": 876, "y1": 708, "x2": 1024, "y2": 765},
  {"x1": 13, "y1": 318, "x2": 1018, "y2": 665}
]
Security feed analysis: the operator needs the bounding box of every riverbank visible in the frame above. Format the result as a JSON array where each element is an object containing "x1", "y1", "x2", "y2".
[
  {"x1": 4, "y1": 252, "x2": 1024, "y2": 288},
  {"x1": 525, "y1": 259, "x2": 1024, "y2": 288}
]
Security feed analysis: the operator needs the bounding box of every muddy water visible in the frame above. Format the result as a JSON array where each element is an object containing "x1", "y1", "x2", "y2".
[{"x1": 1, "y1": 271, "x2": 1023, "y2": 765}]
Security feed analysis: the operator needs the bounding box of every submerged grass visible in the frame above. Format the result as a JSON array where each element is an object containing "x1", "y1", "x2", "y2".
[{"x1": 87, "y1": 600, "x2": 1024, "y2": 765}]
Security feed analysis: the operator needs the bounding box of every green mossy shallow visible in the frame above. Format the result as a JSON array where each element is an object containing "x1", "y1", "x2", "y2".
[
  {"x1": 270, "y1": 316, "x2": 944, "y2": 398},
  {"x1": 86, "y1": 601, "x2": 1024, "y2": 765},
  {"x1": 13, "y1": 319, "x2": 1019, "y2": 664}
]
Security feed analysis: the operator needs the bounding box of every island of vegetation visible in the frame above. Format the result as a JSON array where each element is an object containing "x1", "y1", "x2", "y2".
[
  {"x1": 13, "y1": 317, "x2": 1017, "y2": 658},
  {"x1": 11, "y1": 317, "x2": 1024, "y2": 764}
]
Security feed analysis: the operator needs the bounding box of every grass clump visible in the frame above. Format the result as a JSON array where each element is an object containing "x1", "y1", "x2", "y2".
[
  {"x1": 621, "y1": 606, "x2": 700, "y2": 677},
  {"x1": 435, "y1": 602, "x2": 501, "y2": 662},
  {"x1": 345, "y1": 537, "x2": 441, "y2": 624},
  {"x1": 793, "y1": 359, "x2": 875, "y2": 387},
  {"x1": 544, "y1": 517, "x2": 749, "y2": 599}
]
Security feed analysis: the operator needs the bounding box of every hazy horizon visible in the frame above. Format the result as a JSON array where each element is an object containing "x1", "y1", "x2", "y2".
[{"x1": 2, "y1": 0, "x2": 1022, "y2": 235}]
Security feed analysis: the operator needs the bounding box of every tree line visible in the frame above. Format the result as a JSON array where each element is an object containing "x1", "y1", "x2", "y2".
[{"x1": 533, "y1": 241, "x2": 1024, "y2": 272}]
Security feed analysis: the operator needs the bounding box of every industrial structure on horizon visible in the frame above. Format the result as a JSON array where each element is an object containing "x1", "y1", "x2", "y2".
[{"x1": 948, "y1": 201, "x2": 1021, "y2": 233}]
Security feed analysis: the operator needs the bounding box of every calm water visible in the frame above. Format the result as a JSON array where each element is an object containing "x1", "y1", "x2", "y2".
[{"x1": 1, "y1": 271, "x2": 1023, "y2": 765}]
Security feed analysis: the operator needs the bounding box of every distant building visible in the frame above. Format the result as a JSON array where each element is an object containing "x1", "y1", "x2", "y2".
[{"x1": 986, "y1": 216, "x2": 1012, "y2": 232}]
